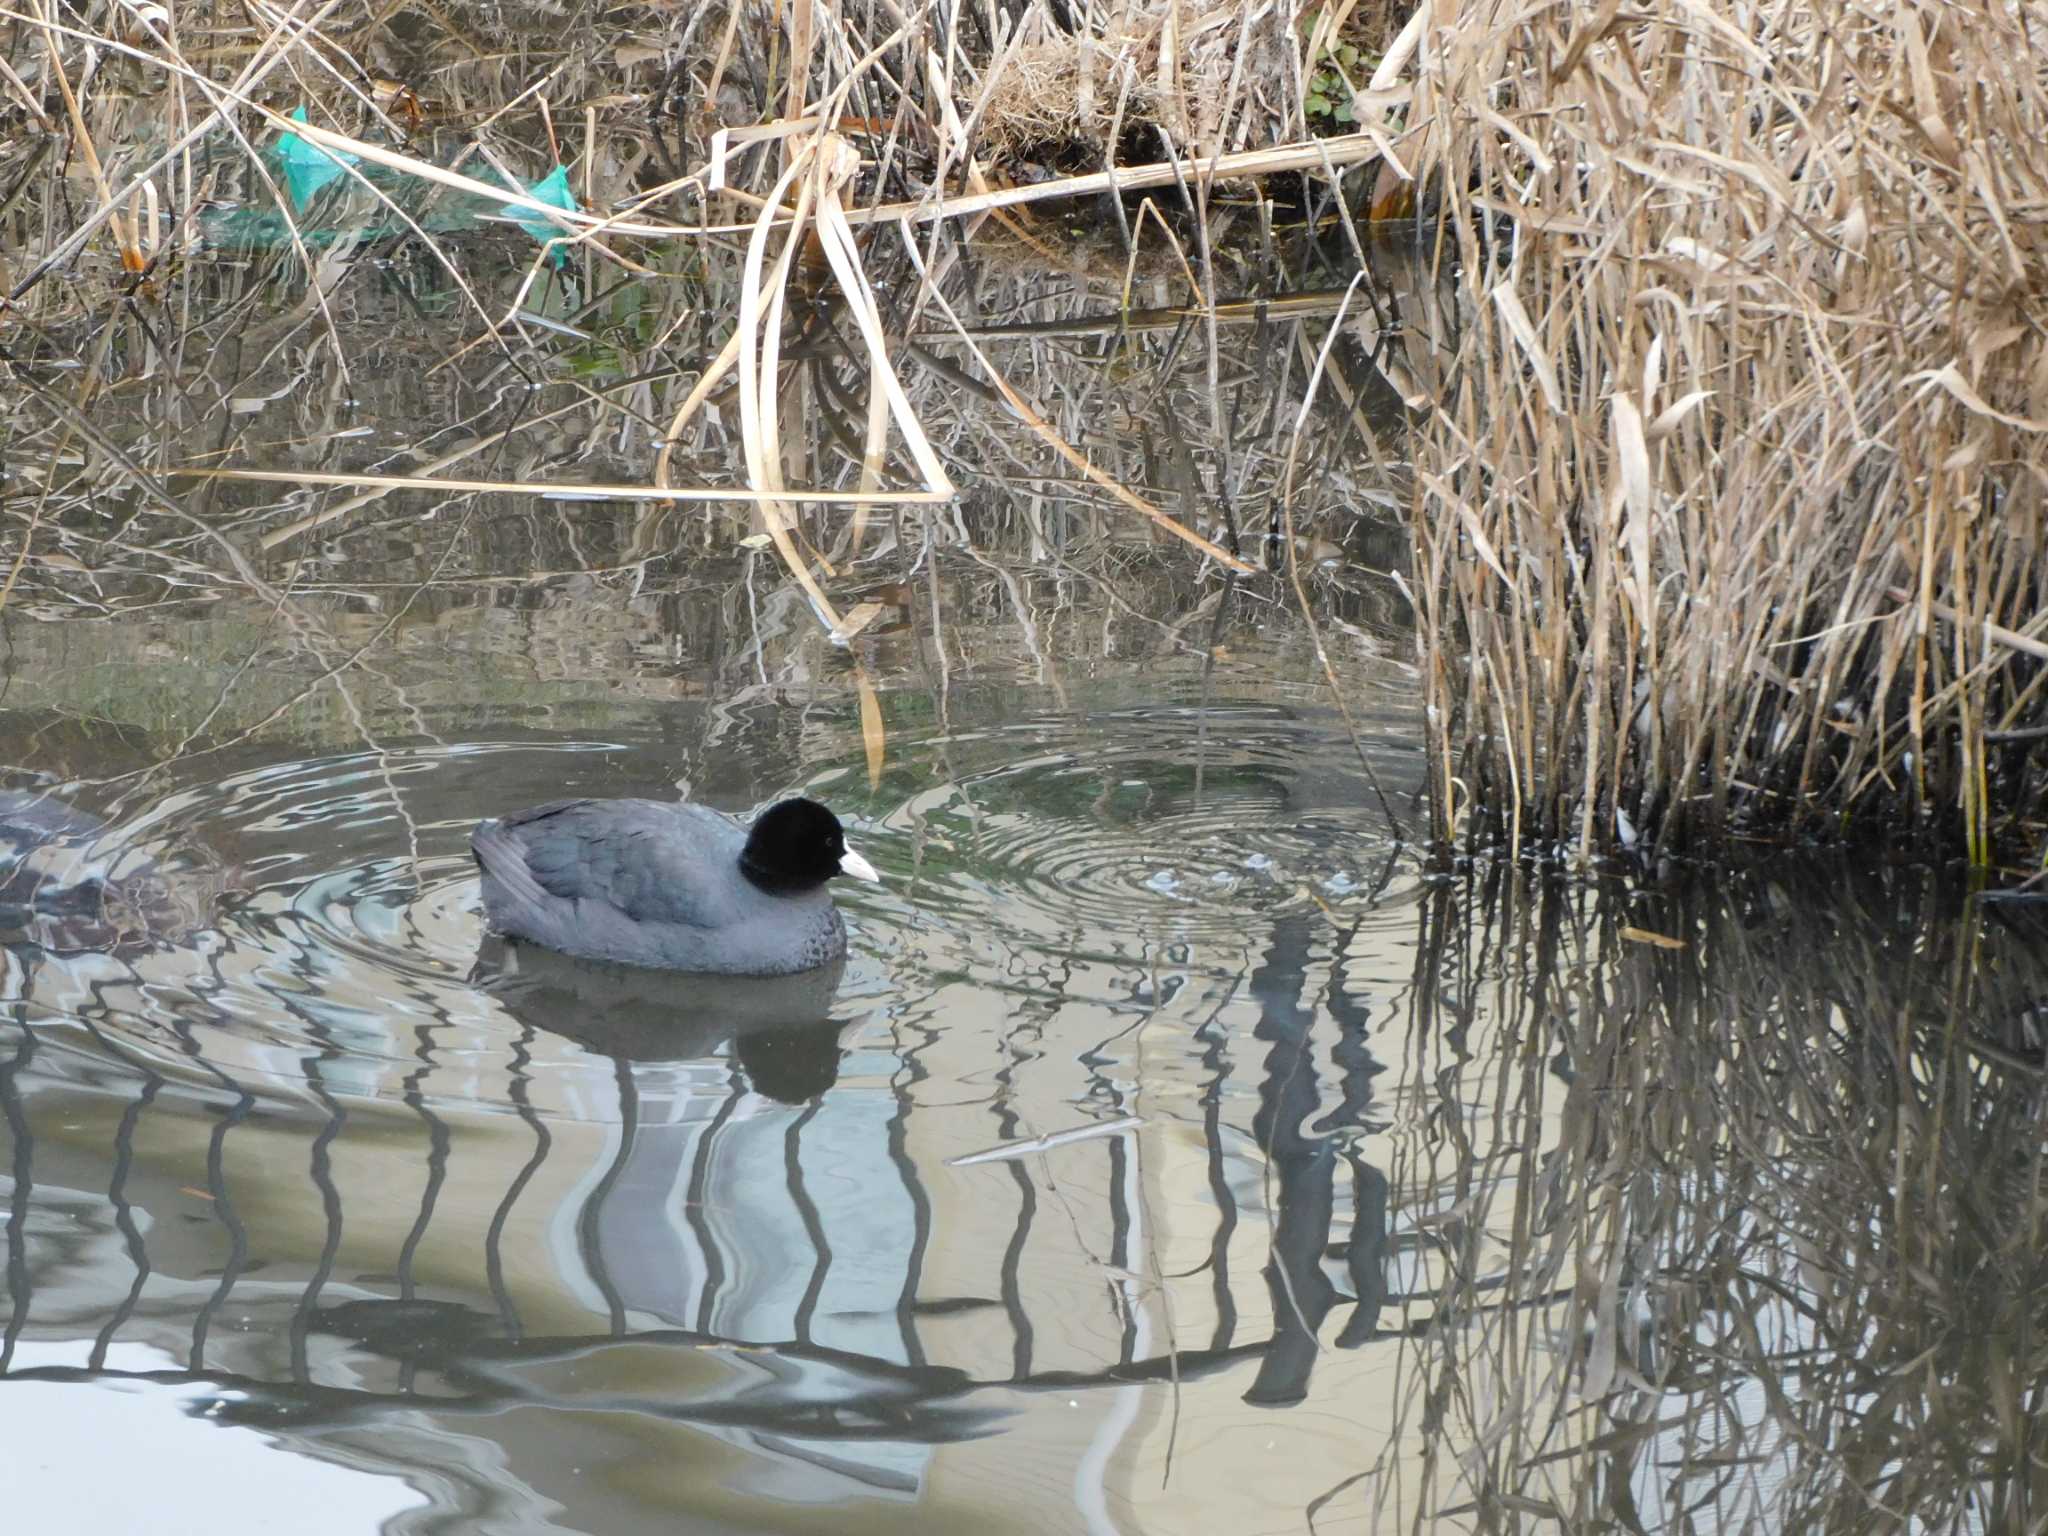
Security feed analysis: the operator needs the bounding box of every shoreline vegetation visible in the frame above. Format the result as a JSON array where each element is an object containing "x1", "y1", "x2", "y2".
[{"x1": 1, "y1": 0, "x2": 2043, "y2": 880}]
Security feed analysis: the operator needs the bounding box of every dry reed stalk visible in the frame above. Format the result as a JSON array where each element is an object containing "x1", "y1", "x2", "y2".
[
  {"x1": 842, "y1": 127, "x2": 1406, "y2": 227},
  {"x1": 177, "y1": 467, "x2": 950, "y2": 507},
  {"x1": 1382, "y1": 0, "x2": 2048, "y2": 869}
]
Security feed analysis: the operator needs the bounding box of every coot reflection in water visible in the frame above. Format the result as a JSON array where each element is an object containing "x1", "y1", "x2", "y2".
[{"x1": 473, "y1": 939, "x2": 850, "y2": 1102}]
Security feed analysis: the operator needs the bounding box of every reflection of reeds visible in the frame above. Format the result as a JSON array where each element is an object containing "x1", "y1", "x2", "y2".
[
  {"x1": 4, "y1": 195, "x2": 1411, "y2": 771},
  {"x1": 1375, "y1": 865, "x2": 2048, "y2": 1531},
  {"x1": 3, "y1": 771, "x2": 2040, "y2": 1521},
  {"x1": 2, "y1": 0, "x2": 1429, "y2": 816}
]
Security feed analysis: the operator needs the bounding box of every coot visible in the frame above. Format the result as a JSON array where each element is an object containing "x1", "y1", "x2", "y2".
[{"x1": 472, "y1": 796, "x2": 879, "y2": 974}]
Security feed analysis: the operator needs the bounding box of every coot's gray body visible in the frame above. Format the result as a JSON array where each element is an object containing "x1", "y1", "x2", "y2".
[{"x1": 472, "y1": 797, "x2": 876, "y2": 975}]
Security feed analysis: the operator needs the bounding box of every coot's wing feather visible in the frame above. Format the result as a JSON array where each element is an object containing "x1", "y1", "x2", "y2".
[
  {"x1": 478, "y1": 799, "x2": 741, "y2": 929},
  {"x1": 471, "y1": 802, "x2": 570, "y2": 932}
]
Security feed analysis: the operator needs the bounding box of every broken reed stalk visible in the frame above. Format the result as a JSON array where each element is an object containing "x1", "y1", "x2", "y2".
[{"x1": 1394, "y1": 0, "x2": 2048, "y2": 870}]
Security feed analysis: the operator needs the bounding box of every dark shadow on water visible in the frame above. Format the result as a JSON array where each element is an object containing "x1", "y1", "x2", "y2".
[{"x1": 1241, "y1": 911, "x2": 1389, "y2": 1407}]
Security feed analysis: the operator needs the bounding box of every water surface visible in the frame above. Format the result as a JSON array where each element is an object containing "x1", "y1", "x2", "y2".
[{"x1": 5, "y1": 217, "x2": 2043, "y2": 1536}]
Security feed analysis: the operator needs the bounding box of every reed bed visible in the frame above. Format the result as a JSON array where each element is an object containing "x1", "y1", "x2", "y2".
[{"x1": 1395, "y1": 0, "x2": 2048, "y2": 870}]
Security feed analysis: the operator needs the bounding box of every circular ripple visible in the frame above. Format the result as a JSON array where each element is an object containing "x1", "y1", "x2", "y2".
[
  {"x1": 8, "y1": 709, "x2": 1414, "y2": 1102},
  {"x1": 861, "y1": 705, "x2": 1410, "y2": 951},
  {"x1": 11, "y1": 743, "x2": 638, "y2": 1098}
]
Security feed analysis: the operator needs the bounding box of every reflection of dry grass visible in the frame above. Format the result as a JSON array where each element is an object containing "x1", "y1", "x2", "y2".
[
  {"x1": 0, "y1": 0, "x2": 1416, "y2": 835},
  {"x1": 0, "y1": 58, "x2": 1413, "y2": 767},
  {"x1": 1364, "y1": 865, "x2": 2048, "y2": 1532},
  {"x1": 0, "y1": 357, "x2": 1410, "y2": 759}
]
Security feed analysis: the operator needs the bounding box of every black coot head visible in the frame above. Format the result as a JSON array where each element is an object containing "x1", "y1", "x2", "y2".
[{"x1": 739, "y1": 798, "x2": 879, "y2": 894}]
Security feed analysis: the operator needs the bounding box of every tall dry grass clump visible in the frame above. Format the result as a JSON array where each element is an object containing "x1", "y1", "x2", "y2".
[{"x1": 1397, "y1": 0, "x2": 2048, "y2": 868}]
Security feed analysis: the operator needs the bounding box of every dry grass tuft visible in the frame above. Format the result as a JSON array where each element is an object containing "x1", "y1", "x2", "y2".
[
  {"x1": 979, "y1": 32, "x2": 1157, "y2": 167},
  {"x1": 1384, "y1": 0, "x2": 2048, "y2": 868},
  {"x1": 974, "y1": 0, "x2": 1300, "y2": 168}
]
